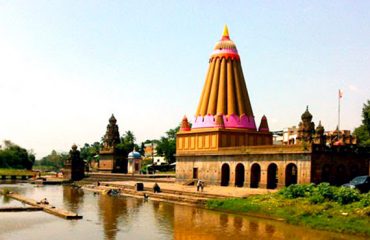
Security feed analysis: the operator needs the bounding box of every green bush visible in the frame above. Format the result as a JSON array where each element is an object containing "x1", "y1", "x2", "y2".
[
  {"x1": 279, "y1": 184, "x2": 315, "y2": 199},
  {"x1": 359, "y1": 193, "x2": 370, "y2": 207},
  {"x1": 309, "y1": 193, "x2": 325, "y2": 204},
  {"x1": 334, "y1": 187, "x2": 360, "y2": 205},
  {"x1": 316, "y1": 182, "x2": 335, "y2": 200},
  {"x1": 279, "y1": 183, "x2": 364, "y2": 205}
]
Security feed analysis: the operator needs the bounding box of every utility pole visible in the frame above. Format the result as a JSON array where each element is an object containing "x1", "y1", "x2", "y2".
[
  {"x1": 338, "y1": 89, "x2": 343, "y2": 131},
  {"x1": 337, "y1": 89, "x2": 343, "y2": 141}
]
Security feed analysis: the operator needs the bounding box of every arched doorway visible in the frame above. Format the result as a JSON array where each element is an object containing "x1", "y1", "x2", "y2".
[
  {"x1": 267, "y1": 163, "x2": 278, "y2": 189},
  {"x1": 235, "y1": 163, "x2": 245, "y2": 187},
  {"x1": 335, "y1": 165, "x2": 346, "y2": 185},
  {"x1": 221, "y1": 164, "x2": 230, "y2": 186},
  {"x1": 285, "y1": 163, "x2": 298, "y2": 186},
  {"x1": 321, "y1": 164, "x2": 331, "y2": 183},
  {"x1": 250, "y1": 163, "x2": 261, "y2": 188}
]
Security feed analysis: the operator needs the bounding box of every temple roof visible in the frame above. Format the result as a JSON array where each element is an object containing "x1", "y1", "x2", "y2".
[
  {"x1": 128, "y1": 149, "x2": 141, "y2": 159},
  {"x1": 109, "y1": 114, "x2": 117, "y2": 124},
  {"x1": 193, "y1": 26, "x2": 255, "y2": 130},
  {"x1": 301, "y1": 106, "x2": 313, "y2": 121}
]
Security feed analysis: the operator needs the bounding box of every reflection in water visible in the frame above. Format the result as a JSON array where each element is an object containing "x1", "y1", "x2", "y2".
[
  {"x1": 172, "y1": 204, "x2": 363, "y2": 240},
  {"x1": 233, "y1": 216, "x2": 243, "y2": 232},
  {"x1": 219, "y1": 213, "x2": 228, "y2": 228},
  {"x1": 98, "y1": 193, "x2": 149, "y2": 240},
  {"x1": 0, "y1": 184, "x2": 368, "y2": 240},
  {"x1": 151, "y1": 201, "x2": 174, "y2": 233},
  {"x1": 2, "y1": 195, "x2": 11, "y2": 204},
  {"x1": 249, "y1": 220, "x2": 259, "y2": 233},
  {"x1": 265, "y1": 224, "x2": 276, "y2": 238},
  {"x1": 63, "y1": 186, "x2": 84, "y2": 211}
]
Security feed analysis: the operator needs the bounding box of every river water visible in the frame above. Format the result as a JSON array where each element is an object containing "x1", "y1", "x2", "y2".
[{"x1": 0, "y1": 183, "x2": 367, "y2": 240}]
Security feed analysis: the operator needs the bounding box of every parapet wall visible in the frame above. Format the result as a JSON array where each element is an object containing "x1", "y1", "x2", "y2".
[{"x1": 177, "y1": 128, "x2": 273, "y2": 154}]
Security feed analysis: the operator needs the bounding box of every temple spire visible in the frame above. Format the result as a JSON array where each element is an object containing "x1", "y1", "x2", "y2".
[
  {"x1": 193, "y1": 26, "x2": 256, "y2": 130},
  {"x1": 222, "y1": 25, "x2": 229, "y2": 40}
]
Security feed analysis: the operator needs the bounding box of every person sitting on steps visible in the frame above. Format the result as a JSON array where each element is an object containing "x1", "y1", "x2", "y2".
[
  {"x1": 153, "y1": 182, "x2": 161, "y2": 193},
  {"x1": 39, "y1": 198, "x2": 49, "y2": 205},
  {"x1": 143, "y1": 193, "x2": 149, "y2": 201}
]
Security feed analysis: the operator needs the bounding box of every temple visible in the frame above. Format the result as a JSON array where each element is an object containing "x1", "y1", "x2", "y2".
[
  {"x1": 177, "y1": 25, "x2": 272, "y2": 155},
  {"x1": 63, "y1": 144, "x2": 85, "y2": 181},
  {"x1": 176, "y1": 26, "x2": 369, "y2": 188},
  {"x1": 99, "y1": 114, "x2": 127, "y2": 173}
]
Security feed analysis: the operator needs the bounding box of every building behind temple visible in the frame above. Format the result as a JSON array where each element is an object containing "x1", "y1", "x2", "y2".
[{"x1": 176, "y1": 26, "x2": 370, "y2": 189}]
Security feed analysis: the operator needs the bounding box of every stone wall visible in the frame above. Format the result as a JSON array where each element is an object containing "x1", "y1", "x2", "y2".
[
  {"x1": 99, "y1": 152, "x2": 116, "y2": 171},
  {"x1": 176, "y1": 144, "x2": 370, "y2": 188},
  {"x1": 176, "y1": 145, "x2": 311, "y2": 189},
  {"x1": 311, "y1": 146, "x2": 370, "y2": 185}
]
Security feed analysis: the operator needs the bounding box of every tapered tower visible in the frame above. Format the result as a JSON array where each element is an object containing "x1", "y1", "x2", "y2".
[
  {"x1": 194, "y1": 25, "x2": 255, "y2": 129},
  {"x1": 177, "y1": 26, "x2": 272, "y2": 154}
]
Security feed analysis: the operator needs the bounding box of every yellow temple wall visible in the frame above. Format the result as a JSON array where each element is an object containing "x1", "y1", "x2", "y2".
[{"x1": 177, "y1": 128, "x2": 272, "y2": 154}]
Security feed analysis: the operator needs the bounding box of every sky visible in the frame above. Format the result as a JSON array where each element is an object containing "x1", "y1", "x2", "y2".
[{"x1": 0, "y1": 1, "x2": 369, "y2": 158}]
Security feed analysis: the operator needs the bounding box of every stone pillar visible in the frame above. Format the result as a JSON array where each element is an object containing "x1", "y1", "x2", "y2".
[{"x1": 260, "y1": 168, "x2": 267, "y2": 189}]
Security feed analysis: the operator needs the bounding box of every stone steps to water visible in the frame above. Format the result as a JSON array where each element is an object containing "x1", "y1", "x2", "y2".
[
  {"x1": 4, "y1": 193, "x2": 82, "y2": 220},
  {"x1": 125, "y1": 188, "x2": 209, "y2": 205},
  {"x1": 82, "y1": 184, "x2": 209, "y2": 205},
  {"x1": 106, "y1": 182, "x2": 227, "y2": 200}
]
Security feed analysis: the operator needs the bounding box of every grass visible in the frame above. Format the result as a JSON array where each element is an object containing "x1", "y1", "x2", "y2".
[
  {"x1": 0, "y1": 168, "x2": 34, "y2": 176},
  {"x1": 206, "y1": 191, "x2": 370, "y2": 236}
]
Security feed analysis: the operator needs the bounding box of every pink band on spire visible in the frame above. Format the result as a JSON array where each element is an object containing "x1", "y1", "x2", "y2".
[{"x1": 192, "y1": 114, "x2": 257, "y2": 130}]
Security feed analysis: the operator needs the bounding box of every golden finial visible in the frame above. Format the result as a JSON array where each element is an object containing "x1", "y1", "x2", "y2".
[{"x1": 222, "y1": 25, "x2": 229, "y2": 38}]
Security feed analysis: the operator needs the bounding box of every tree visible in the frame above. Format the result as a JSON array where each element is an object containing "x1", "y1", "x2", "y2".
[
  {"x1": 36, "y1": 150, "x2": 68, "y2": 171},
  {"x1": 361, "y1": 100, "x2": 370, "y2": 134},
  {"x1": 156, "y1": 126, "x2": 179, "y2": 164},
  {"x1": 139, "y1": 142, "x2": 145, "y2": 156},
  {"x1": 80, "y1": 142, "x2": 100, "y2": 163},
  {"x1": 116, "y1": 130, "x2": 139, "y2": 157},
  {"x1": 123, "y1": 131, "x2": 136, "y2": 146},
  {"x1": 354, "y1": 100, "x2": 370, "y2": 147},
  {"x1": 0, "y1": 140, "x2": 35, "y2": 170}
]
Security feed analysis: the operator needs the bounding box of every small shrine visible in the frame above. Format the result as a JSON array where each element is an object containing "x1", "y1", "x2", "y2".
[
  {"x1": 64, "y1": 144, "x2": 85, "y2": 181},
  {"x1": 99, "y1": 114, "x2": 126, "y2": 173},
  {"x1": 127, "y1": 149, "x2": 142, "y2": 174},
  {"x1": 296, "y1": 106, "x2": 316, "y2": 144}
]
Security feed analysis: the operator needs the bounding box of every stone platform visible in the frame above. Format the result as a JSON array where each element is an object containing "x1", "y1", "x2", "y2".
[{"x1": 82, "y1": 180, "x2": 277, "y2": 206}]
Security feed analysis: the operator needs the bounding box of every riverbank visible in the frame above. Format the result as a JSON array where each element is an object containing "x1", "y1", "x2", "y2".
[
  {"x1": 2, "y1": 184, "x2": 364, "y2": 240},
  {"x1": 206, "y1": 184, "x2": 370, "y2": 237},
  {"x1": 80, "y1": 180, "x2": 276, "y2": 207},
  {"x1": 78, "y1": 178, "x2": 370, "y2": 236}
]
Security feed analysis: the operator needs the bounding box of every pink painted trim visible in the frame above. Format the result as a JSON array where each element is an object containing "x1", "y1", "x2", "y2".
[
  {"x1": 192, "y1": 114, "x2": 256, "y2": 130},
  {"x1": 212, "y1": 48, "x2": 238, "y2": 55}
]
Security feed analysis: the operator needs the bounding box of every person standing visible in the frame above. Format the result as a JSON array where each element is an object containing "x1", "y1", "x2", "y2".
[{"x1": 196, "y1": 179, "x2": 202, "y2": 192}]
